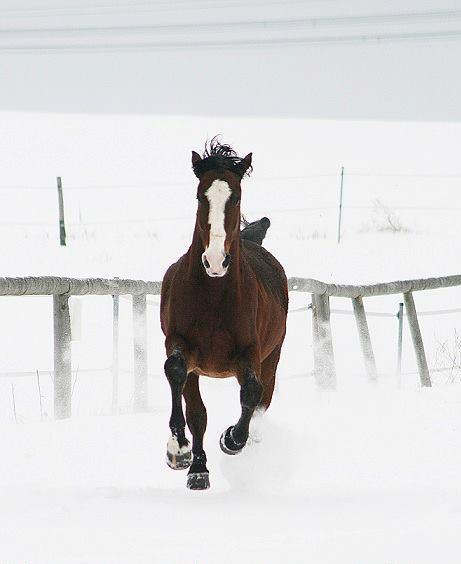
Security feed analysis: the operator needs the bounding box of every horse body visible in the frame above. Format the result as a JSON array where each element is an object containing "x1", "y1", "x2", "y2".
[
  {"x1": 161, "y1": 239, "x2": 287, "y2": 378},
  {"x1": 160, "y1": 138, "x2": 288, "y2": 489}
]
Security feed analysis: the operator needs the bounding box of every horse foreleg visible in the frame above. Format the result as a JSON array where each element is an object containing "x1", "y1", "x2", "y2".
[
  {"x1": 220, "y1": 366, "x2": 263, "y2": 455},
  {"x1": 164, "y1": 348, "x2": 192, "y2": 470},
  {"x1": 183, "y1": 372, "x2": 209, "y2": 490}
]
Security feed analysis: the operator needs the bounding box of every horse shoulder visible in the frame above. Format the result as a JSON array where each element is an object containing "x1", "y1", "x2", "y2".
[{"x1": 160, "y1": 255, "x2": 190, "y2": 335}]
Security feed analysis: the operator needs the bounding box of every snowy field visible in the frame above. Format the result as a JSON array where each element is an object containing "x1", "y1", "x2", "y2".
[{"x1": 0, "y1": 112, "x2": 461, "y2": 562}]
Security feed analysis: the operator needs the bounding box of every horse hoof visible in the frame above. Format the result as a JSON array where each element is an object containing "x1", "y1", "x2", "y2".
[
  {"x1": 166, "y1": 435, "x2": 192, "y2": 470},
  {"x1": 187, "y1": 472, "x2": 210, "y2": 490},
  {"x1": 219, "y1": 426, "x2": 246, "y2": 455}
]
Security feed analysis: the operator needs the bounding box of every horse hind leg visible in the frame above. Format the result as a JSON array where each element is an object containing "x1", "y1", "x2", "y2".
[
  {"x1": 258, "y1": 344, "x2": 282, "y2": 411},
  {"x1": 220, "y1": 366, "x2": 263, "y2": 455},
  {"x1": 247, "y1": 345, "x2": 282, "y2": 444},
  {"x1": 164, "y1": 348, "x2": 192, "y2": 471},
  {"x1": 183, "y1": 372, "x2": 210, "y2": 490}
]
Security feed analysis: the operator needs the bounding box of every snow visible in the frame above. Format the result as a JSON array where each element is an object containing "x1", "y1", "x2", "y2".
[
  {"x1": 2, "y1": 386, "x2": 461, "y2": 563},
  {"x1": 0, "y1": 111, "x2": 460, "y2": 562}
]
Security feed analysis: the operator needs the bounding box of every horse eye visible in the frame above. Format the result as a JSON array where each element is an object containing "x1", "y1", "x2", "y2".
[
  {"x1": 197, "y1": 195, "x2": 206, "y2": 203},
  {"x1": 231, "y1": 195, "x2": 240, "y2": 205}
]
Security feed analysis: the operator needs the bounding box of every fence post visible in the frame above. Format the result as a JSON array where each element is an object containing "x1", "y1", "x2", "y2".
[
  {"x1": 403, "y1": 292, "x2": 432, "y2": 387},
  {"x1": 133, "y1": 294, "x2": 148, "y2": 411},
  {"x1": 312, "y1": 294, "x2": 325, "y2": 385},
  {"x1": 396, "y1": 302, "x2": 404, "y2": 382},
  {"x1": 311, "y1": 294, "x2": 321, "y2": 380},
  {"x1": 337, "y1": 166, "x2": 344, "y2": 244},
  {"x1": 352, "y1": 296, "x2": 377, "y2": 382},
  {"x1": 56, "y1": 176, "x2": 66, "y2": 247},
  {"x1": 311, "y1": 293, "x2": 336, "y2": 389},
  {"x1": 53, "y1": 293, "x2": 72, "y2": 418},
  {"x1": 112, "y1": 292, "x2": 120, "y2": 414}
]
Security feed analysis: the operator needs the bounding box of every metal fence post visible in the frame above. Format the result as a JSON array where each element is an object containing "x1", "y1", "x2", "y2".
[
  {"x1": 53, "y1": 293, "x2": 72, "y2": 419},
  {"x1": 352, "y1": 296, "x2": 377, "y2": 382},
  {"x1": 403, "y1": 292, "x2": 432, "y2": 387},
  {"x1": 311, "y1": 293, "x2": 336, "y2": 389},
  {"x1": 56, "y1": 176, "x2": 66, "y2": 247},
  {"x1": 337, "y1": 166, "x2": 344, "y2": 244},
  {"x1": 133, "y1": 294, "x2": 148, "y2": 411}
]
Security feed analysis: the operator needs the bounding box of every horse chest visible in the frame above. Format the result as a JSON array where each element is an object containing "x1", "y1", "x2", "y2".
[
  {"x1": 191, "y1": 313, "x2": 235, "y2": 349},
  {"x1": 183, "y1": 304, "x2": 245, "y2": 374},
  {"x1": 192, "y1": 326, "x2": 237, "y2": 376}
]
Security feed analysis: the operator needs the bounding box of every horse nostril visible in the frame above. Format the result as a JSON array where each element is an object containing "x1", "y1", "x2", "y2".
[
  {"x1": 222, "y1": 254, "x2": 231, "y2": 268},
  {"x1": 203, "y1": 257, "x2": 210, "y2": 269}
]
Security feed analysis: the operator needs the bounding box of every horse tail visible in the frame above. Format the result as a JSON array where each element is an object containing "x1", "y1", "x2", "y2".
[{"x1": 240, "y1": 216, "x2": 270, "y2": 246}]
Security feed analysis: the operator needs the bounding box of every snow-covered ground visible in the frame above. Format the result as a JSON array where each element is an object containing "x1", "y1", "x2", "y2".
[
  {"x1": 2, "y1": 385, "x2": 461, "y2": 563},
  {"x1": 0, "y1": 112, "x2": 460, "y2": 562}
]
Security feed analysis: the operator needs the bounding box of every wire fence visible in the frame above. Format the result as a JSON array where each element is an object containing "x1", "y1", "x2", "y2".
[
  {"x1": 0, "y1": 171, "x2": 460, "y2": 229},
  {"x1": 289, "y1": 305, "x2": 461, "y2": 317},
  {"x1": 2, "y1": 170, "x2": 461, "y2": 190}
]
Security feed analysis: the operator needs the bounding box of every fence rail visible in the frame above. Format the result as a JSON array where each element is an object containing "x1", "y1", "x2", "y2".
[
  {"x1": 1, "y1": 274, "x2": 460, "y2": 418},
  {"x1": 6, "y1": 273, "x2": 458, "y2": 298},
  {"x1": 288, "y1": 274, "x2": 461, "y2": 298},
  {"x1": 0, "y1": 276, "x2": 161, "y2": 296}
]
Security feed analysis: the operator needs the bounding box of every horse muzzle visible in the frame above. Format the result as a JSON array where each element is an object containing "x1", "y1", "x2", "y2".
[{"x1": 202, "y1": 252, "x2": 231, "y2": 277}]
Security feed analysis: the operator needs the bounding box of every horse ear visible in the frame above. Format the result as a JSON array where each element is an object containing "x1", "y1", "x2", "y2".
[
  {"x1": 192, "y1": 151, "x2": 202, "y2": 166},
  {"x1": 242, "y1": 152, "x2": 252, "y2": 173}
]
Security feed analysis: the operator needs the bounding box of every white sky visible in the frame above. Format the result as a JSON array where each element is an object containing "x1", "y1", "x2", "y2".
[{"x1": 1, "y1": 0, "x2": 460, "y2": 120}]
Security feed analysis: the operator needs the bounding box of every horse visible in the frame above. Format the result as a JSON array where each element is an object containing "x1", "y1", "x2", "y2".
[{"x1": 160, "y1": 138, "x2": 288, "y2": 490}]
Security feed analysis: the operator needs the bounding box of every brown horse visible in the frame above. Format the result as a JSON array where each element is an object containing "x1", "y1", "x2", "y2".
[{"x1": 160, "y1": 138, "x2": 288, "y2": 490}]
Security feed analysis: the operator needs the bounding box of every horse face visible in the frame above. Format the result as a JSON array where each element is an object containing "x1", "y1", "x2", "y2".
[{"x1": 196, "y1": 170, "x2": 243, "y2": 278}]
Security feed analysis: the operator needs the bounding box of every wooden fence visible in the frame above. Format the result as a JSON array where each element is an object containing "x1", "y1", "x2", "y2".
[
  {"x1": 288, "y1": 274, "x2": 461, "y2": 389},
  {"x1": 0, "y1": 277, "x2": 160, "y2": 419},
  {"x1": 1, "y1": 273, "x2": 460, "y2": 418}
]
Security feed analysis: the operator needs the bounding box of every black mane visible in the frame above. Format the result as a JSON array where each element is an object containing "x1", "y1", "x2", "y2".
[{"x1": 192, "y1": 136, "x2": 253, "y2": 179}]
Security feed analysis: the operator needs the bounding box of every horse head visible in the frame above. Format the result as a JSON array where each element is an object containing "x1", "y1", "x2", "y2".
[{"x1": 191, "y1": 137, "x2": 252, "y2": 277}]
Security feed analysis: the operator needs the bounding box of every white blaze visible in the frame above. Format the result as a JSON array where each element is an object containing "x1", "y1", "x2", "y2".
[{"x1": 204, "y1": 179, "x2": 231, "y2": 276}]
